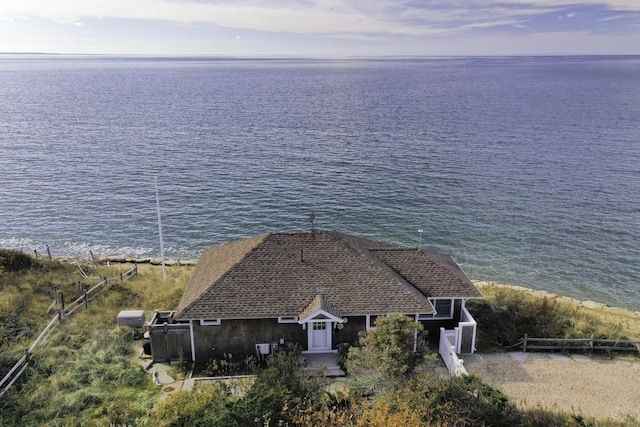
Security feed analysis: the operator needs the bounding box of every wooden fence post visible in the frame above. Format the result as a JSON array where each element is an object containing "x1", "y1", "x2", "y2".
[
  {"x1": 46, "y1": 244, "x2": 52, "y2": 260},
  {"x1": 60, "y1": 291, "x2": 65, "y2": 310},
  {"x1": 34, "y1": 249, "x2": 38, "y2": 259},
  {"x1": 590, "y1": 334, "x2": 594, "y2": 354},
  {"x1": 523, "y1": 334, "x2": 528, "y2": 352},
  {"x1": 84, "y1": 290, "x2": 88, "y2": 309}
]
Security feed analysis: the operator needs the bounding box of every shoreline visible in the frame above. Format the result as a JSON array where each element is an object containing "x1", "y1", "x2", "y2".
[
  {"x1": 473, "y1": 280, "x2": 640, "y2": 327},
  {"x1": 53, "y1": 255, "x2": 640, "y2": 320},
  {"x1": 54, "y1": 254, "x2": 199, "y2": 267}
]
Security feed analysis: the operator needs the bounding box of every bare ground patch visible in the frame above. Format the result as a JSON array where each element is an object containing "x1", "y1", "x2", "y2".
[{"x1": 464, "y1": 352, "x2": 640, "y2": 421}]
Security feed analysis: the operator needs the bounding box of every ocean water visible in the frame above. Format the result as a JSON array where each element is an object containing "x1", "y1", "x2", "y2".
[{"x1": 0, "y1": 55, "x2": 638, "y2": 310}]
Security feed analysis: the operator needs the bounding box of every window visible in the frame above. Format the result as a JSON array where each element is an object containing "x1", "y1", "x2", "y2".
[
  {"x1": 200, "y1": 319, "x2": 221, "y2": 326},
  {"x1": 312, "y1": 322, "x2": 327, "y2": 331},
  {"x1": 366, "y1": 314, "x2": 380, "y2": 330},
  {"x1": 278, "y1": 316, "x2": 299, "y2": 324},
  {"x1": 432, "y1": 299, "x2": 453, "y2": 319}
]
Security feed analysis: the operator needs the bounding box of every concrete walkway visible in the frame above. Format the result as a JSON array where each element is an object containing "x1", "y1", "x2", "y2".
[{"x1": 134, "y1": 354, "x2": 185, "y2": 394}]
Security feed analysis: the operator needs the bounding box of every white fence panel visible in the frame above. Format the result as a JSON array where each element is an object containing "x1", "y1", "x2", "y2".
[{"x1": 439, "y1": 327, "x2": 468, "y2": 376}]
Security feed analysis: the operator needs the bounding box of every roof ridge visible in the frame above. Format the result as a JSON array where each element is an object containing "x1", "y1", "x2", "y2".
[{"x1": 342, "y1": 233, "x2": 435, "y2": 310}]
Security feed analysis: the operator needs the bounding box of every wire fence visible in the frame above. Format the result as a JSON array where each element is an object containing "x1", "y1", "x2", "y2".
[{"x1": 0, "y1": 265, "x2": 138, "y2": 398}]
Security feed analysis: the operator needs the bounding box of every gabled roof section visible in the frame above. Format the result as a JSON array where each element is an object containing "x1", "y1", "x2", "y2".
[
  {"x1": 299, "y1": 294, "x2": 342, "y2": 322},
  {"x1": 372, "y1": 248, "x2": 483, "y2": 299},
  {"x1": 174, "y1": 230, "x2": 480, "y2": 321}
]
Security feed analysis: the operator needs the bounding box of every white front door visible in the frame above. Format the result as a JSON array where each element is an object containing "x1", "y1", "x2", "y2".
[{"x1": 308, "y1": 321, "x2": 331, "y2": 351}]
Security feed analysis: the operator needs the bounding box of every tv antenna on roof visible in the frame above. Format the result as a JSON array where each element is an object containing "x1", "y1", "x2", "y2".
[{"x1": 418, "y1": 229, "x2": 424, "y2": 249}]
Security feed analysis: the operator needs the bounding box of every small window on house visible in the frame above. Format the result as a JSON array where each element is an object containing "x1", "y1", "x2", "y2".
[
  {"x1": 200, "y1": 319, "x2": 221, "y2": 326},
  {"x1": 278, "y1": 316, "x2": 298, "y2": 324},
  {"x1": 366, "y1": 315, "x2": 380, "y2": 330},
  {"x1": 431, "y1": 299, "x2": 453, "y2": 319},
  {"x1": 312, "y1": 322, "x2": 327, "y2": 331}
]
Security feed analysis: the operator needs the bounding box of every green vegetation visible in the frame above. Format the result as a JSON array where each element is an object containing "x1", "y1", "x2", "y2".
[
  {"x1": 156, "y1": 343, "x2": 329, "y2": 427},
  {"x1": 0, "y1": 248, "x2": 38, "y2": 273},
  {"x1": 1, "y1": 325, "x2": 156, "y2": 426},
  {"x1": 346, "y1": 313, "x2": 434, "y2": 394},
  {"x1": 157, "y1": 314, "x2": 639, "y2": 427},
  {"x1": 0, "y1": 250, "x2": 638, "y2": 426},
  {"x1": 467, "y1": 285, "x2": 638, "y2": 352},
  {"x1": 1, "y1": 249, "x2": 86, "y2": 374},
  {"x1": 0, "y1": 250, "x2": 191, "y2": 426}
]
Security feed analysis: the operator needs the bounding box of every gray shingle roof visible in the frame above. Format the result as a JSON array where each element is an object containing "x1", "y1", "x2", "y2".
[
  {"x1": 174, "y1": 231, "x2": 481, "y2": 321},
  {"x1": 299, "y1": 294, "x2": 342, "y2": 320},
  {"x1": 372, "y1": 249, "x2": 484, "y2": 299}
]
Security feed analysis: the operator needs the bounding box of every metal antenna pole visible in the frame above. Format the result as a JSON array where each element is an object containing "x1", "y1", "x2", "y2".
[{"x1": 155, "y1": 176, "x2": 167, "y2": 282}]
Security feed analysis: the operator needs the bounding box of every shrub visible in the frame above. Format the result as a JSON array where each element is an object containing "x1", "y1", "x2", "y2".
[
  {"x1": 155, "y1": 384, "x2": 235, "y2": 427},
  {"x1": 233, "y1": 342, "x2": 329, "y2": 426},
  {"x1": 347, "y1": 313, "x2": 432, "y2": 395},
  {"x1": 467, "y1": 286, "x2": 631, "y2": 351},
  {"x1": 0, "y1": 249, "x2": 35, "y2": 272}
]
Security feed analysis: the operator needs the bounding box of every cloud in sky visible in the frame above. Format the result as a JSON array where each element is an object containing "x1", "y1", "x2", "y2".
[{"x1": 0, "y1": 0, "x2": 638, "y2": 55}]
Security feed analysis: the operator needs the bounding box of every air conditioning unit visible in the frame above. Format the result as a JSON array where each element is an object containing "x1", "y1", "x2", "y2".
[{"x1": 256, "y1": 343, "x2": 271, "y2": 355}]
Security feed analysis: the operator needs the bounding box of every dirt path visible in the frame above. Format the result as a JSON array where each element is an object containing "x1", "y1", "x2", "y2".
[{"x1": 463, "y1": 352, "x2": 640, "y2": 421}]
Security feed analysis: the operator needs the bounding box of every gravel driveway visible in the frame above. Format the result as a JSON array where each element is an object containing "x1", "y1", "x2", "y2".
[{"x1": 463, "y1": 352, "x2": 640, "y2": 421}]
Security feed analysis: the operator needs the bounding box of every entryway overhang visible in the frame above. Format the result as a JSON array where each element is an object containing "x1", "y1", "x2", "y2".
[
  {"x1": 298, "y1": 294, "x2": 344, "y2": 325},
  {"x1": 298, "y1": 294, "x2": 344, "y2": 352}
]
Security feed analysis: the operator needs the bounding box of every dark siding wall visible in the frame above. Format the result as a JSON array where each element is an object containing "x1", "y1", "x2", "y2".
[
  {"x1": 421, "y1": 321, "x2": 442, "y2": 346},
  {"x1": 191, "y1": 317, "x2": 367, "y2": 362},
  {"x1": 453, "y1": 299, "x2": 463, "y2": 321},
  {"x1": 149, "y1": 323, "x2": 192, "y2": 362},
  {"x1": 333, "y1": 316, "x2": 366, "y2": 347},
  {"x1": 192, "y1": 319, "x2": 307, "y2": 362}
]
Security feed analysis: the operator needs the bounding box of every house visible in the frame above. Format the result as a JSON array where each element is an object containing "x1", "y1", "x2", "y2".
[{"x1": 147, "y1": 231, "x2": 482, "y2": 364}]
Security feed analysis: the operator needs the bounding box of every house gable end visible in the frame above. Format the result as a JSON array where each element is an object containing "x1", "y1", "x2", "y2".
[{"x1": 298, "y1": 310, "x2": 344, "y2": 324}]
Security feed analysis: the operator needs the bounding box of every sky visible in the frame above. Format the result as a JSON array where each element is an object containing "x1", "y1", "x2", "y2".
[{"x1": 0, "y1": 0, "x2": 639, "y2": 56}]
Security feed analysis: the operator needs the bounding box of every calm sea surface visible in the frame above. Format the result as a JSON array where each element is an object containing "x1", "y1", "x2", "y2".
[{"x1": 0, "y1": 55, "x2": 638, "y2": 310}]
